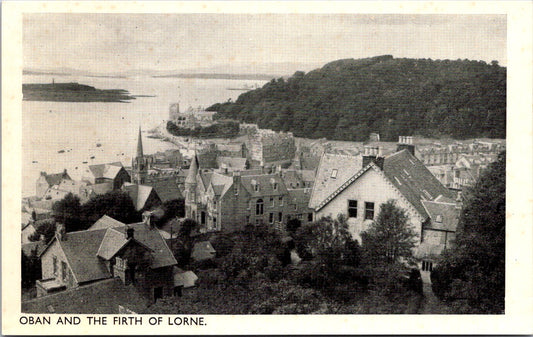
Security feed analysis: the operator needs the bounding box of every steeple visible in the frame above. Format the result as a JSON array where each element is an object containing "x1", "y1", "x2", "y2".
[
  {"x1": 136, "y1": 126, "x2": 144, "y2": 159},
  {"x1": 185, "y1": 153, "x2": 199, "y2": 185}
]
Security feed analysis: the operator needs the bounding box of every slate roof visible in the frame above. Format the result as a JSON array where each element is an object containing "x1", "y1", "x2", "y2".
[
  {"x1": 96, "y1": 228, "x2": 130, "y2": 260},
  {"x1": 308, "y1": 153, "x2": 362, "y2": 209},
  {"x1": 42, "y1": 171, "x2": 71, "y2": 187},
  {"x1": 22, "y1": 278, "x2": 149, "y2": 314},
  {"x1": 54, "y1": 229, "x2": 112, "y2": 284},
  {"x1": 240, "y1": 174, "x2": 288, "y2": 197},
  {"x1": 111, "y1": 223, "x2": 177, "y2": 269},
  {"x1": 41, "y1": 222, "x2": 177, "y2": 285},
  {"x1": 122, "y1": 183, "x2": 159, "y2": 211},
  {"x1": 150, "y1": 180, "x2": 183, "y2": 202},
  {"x1": 382, "y1": 150, "x2": 454, "y2": 218},
  {"x1": 88, "y1": 162, "x2": 123, "y2": 179},
  {"x1": 421, "y1": 199, "x2": 460, "y2": 232},
  {"x1": 88, "y1": 215, "x2": 126, "y2": 231},
  {"x1": 57, "y1": 179, "x2": 89, "y2": 194},
  {"x1": 312, "y1": 149, "x2": 453, "y2": 220}
]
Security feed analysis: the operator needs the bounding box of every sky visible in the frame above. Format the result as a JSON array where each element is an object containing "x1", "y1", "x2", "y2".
[{"x1": 23, "y1": 14, "x2": 507, "y2": 74}]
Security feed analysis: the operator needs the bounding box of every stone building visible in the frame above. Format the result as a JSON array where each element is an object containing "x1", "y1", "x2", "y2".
[
  {"x1": 183, "y1": 154, "x2": 313, "y2": 233},
  {"x1": 37, "y1": 219, "x2": 177, "y2": 303},
  {"x1": 245, "y1": 128, "x2": 296, "y2": 167}
]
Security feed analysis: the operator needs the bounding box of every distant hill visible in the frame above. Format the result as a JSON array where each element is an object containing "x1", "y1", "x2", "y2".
[
  {"x1": 22, "y1": 82, "x2": 136, "y2": 102},
  {"x1": 207, "y1": 56, "x2": 506, "y2": 140}
]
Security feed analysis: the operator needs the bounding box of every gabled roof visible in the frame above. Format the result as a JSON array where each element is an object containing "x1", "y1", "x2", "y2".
[
  {"x1": 96, "y1": 228, "x2": 153, "y2": 260},
  {"x1": 382, "y1": 150, "x2": 453, "y2": 218},
  {"x1": 88, "y1": 215, "x2": 125, "y2": 231},
  {"x1": 88, "y1": 162, "x2": 123, "y2": 179},
  {"x1": 42, "y1": 223, "x2": 177, "y2": 284},
  {"x1": 111, "y1": 223, "x2": 177, "y2": 268},
  {"x1": 197, "y1": 151, "x2": 218, "y2": 169},
  {"x1": 54, "y1": 229, "x2": 112, "y2": 284},
  {"x1": 312, "y1": 149, "x2": 453, "y2": 220},
  {"x1": 209, "y1": 172, "x2": 234, "y2": 197},
  {"x1": 40, "y1": 171, "x2": 71, "y2": 187},
  {"x1": 150, "y1": 180, "x2": 183, "y2": 202},
  {"x1": 421, "y1": 199, "x2": 460, "y2": 232},
  {"x1": 122, "y1": 184, "x2": 159, "y2": 211},
  {"x1": 308, "y1": 153, "x2": 362, "y2": 209}
]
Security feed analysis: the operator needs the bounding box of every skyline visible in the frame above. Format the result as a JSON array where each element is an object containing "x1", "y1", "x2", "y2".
[{"x1": 23, "y1": 14, "x2": 507, "y2": 75}]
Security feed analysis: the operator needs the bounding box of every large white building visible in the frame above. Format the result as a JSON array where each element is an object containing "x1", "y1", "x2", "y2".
[{"x1": 309, "y1": 138, "x2": 460, "y2": 262}]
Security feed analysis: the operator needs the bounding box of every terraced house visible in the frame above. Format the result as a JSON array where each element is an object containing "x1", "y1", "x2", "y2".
[{"x1": 184, "y1": 154, "x2": 313, "y2": 233}]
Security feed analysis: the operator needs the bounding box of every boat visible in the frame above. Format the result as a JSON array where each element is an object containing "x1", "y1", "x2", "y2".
[
  {"x1": 96, "y1": 143, "x2": 102, "y2": 147},
  {"x1": 32, "y1": 160, "x2": 38, "y2": 163},
  {"x1": 90, "y1": 156, "x2": 95, "y2": 159},
  {"x1": 58, "y1": 150, "x2": 65, "y2": 153},
  {"x1": 82, "y1": 161, "x2": 88, "y2": 164}
]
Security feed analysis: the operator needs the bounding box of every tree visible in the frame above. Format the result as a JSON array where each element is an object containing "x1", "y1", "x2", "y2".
[
  {"x1": 286, "y1": 218, "x2": 302, "y2": 233},
  {"x1": 21, "y1": 248, "x2": 41, "y2": 288},
  {"x1": 81, "y1": 190, "x2": 139, "y2": 226},
  {"x1": 361, "y1": 200, "x2": 418, "y2": 264},
  {"x1": 52, "y1": 193, "x2": 82, "y2": 232},
  {"x1": 432, "y1": 152, "x2": 505, "y2": 313}
]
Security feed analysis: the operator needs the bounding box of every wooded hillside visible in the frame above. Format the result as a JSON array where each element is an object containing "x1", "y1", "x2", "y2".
[{"x1": 208, "y1": 56, "x2": 506, "y2": 141}]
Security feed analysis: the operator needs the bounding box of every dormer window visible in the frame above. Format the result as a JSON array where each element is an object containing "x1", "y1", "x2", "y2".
[
  {"x1": 273, "y1": 182, "x2": 278, "y2": 191},
  {"x1": 331, "y1": 169, "x2": 338, "y2": 179},
  {"x1": 435, "y1": 215, "x2": 443, "y2": 223}
]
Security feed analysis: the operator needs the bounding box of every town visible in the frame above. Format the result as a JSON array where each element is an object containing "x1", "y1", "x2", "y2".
[{"x1": 20, "y1": 104, "x2": 505, "y2": 314}]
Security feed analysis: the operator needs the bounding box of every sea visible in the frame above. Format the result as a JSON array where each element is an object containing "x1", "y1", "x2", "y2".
[{"x1": 22, "y1": 74, "x2": 267, "y2": 197}]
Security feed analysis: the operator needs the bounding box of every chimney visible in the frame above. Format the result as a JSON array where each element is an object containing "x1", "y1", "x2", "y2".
[
  {"x1": 233, "y1": 171, "x2": 241, "y2": 195},
  {"x1": 126, "y1": 226, "x2": 134, "y2": 239},
  {"x1": 396, "y1": 136, "x2": 416, "y2": 156},
  {"x1": 362, "y1": 146, "x2": 384, "y2": 170},
  {"x1": 56, "y1": 223, "x2": 67, "y2": 241},
  {"x1": 142, "y1": 211, "x2": 154, "y2": 229}
]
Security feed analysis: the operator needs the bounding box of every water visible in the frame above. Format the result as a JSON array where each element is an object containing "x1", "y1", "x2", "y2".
[{"x1": 22, "y1": 74, "x2": 266, "y2": 197}]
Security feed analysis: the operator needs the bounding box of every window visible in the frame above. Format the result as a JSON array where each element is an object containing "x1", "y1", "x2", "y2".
[
  {"x1": 254, "y1": 183, "x2": 260, "y2": 192},
  {"x1": 348, "y1": 200, "x2": 358, "y2": 218},
  {"x1": 293, "y1": 204, "x2": 297, "y2": 211},
  {"x1": 213, "y1": 217, "x2": 217, "y2": 228},
  {"x1": 269, "y1": 213, "x2": 274, "y2": 224},
  {"x1": 279, "y1": 196, "x2": 283, "y2": 206},
  {"x1": 270, "y1": 197, "x2": 274, "y2": 207},
  {"x1": 174, "y1": 286, "x2": 183, "y2": 297},
  {"x1": 256, "y1": 199, "x2": 264, "y2": 215},
  {"x1": 331, "y1": 169, "x2": 338, "y2": 179},
  {"x1": 61, "y1": 261, "x2": 67, "y2": 281},
  {"x1": 421, "y1": 261, "x2": 433, "y2": 272},
  {"x1": 213, "y1": 200, "x2": 217, "y2": 209},
  {"x1": 273, "y1": 182, "x2": 278, "y2": 191},
  {"x1": 247, "y1": 200, "x2": 251, "y2": 210},
  {"x1": 53, "y1": 256, "x2": 57, "y2": 275},
  {"x1": 255, "y1": 218, "x2": 263, "y2": 225},
  {"x1": 297, "y1": 214, "x2": 303, "y2": 220},
  {"x1": 365, "y1": 202, "x2": 375, "y2": 220},
  {"x1": 278, "y1": 212, "x2": 283, "y2": 222},
  {"x1": 308, "y1": 213, "x2": 313, "y2": 222}
]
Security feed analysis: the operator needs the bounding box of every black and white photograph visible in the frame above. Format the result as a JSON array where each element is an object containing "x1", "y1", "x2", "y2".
[{"x1": 2, "y1": 1, "x2": 532, "y2": 335}]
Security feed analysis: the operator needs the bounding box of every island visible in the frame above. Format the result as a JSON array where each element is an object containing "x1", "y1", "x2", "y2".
[{"x1": 22, "y1": 82, "x2": 136, "y2": 102}]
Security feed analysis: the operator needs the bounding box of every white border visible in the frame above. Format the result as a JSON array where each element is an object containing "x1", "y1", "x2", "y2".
[{"x1": 3, "y1": 1, "x2": 532, "y2": 335}]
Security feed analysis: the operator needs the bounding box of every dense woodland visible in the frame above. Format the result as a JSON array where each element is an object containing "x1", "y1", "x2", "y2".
[
  {"x1": 166, "y1": 120, "x2": 240, "y2": 139},
  {"x1": 208, "y1": 56, "x2": 506, "y2": 141}
]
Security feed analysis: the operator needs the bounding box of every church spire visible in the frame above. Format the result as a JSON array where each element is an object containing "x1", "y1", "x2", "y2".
[
  {"x1": 185, "y1": 152, "x2": 199, "y2": 185},
  {"x1": 136, "y1": 126, "x2": 144, "y2": 159}
]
